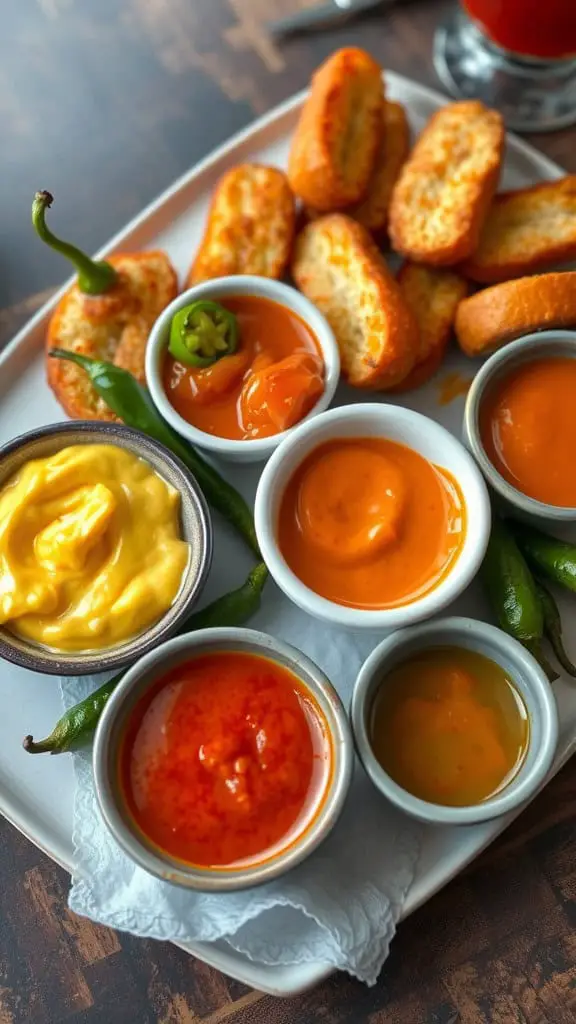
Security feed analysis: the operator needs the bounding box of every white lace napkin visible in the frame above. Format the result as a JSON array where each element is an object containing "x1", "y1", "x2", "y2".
[{"x1": 63, "y1": 578, "x2": 422, "y2": 985}]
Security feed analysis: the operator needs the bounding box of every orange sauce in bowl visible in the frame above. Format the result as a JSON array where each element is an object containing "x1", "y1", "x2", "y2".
[
  {"x1": 370, "y1": 646, "x2": 529, "y2": 807},
  {"x1": 119, "y1": 651, "x2": 332, "y2": 868},
  {"x1": 163, "y1": 295, "x2": 324, "y2": 441},
  {"x1": 480, "y1": 356, "x2": 576, "y2": 507},
  {"x1": 277, "y1": 437, "x2": 466, "y2": 610}
]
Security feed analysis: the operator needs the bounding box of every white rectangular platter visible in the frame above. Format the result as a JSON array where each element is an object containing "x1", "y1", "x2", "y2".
[{"x1": 2, "y1": 72, "x2": 576, "y2": 999}]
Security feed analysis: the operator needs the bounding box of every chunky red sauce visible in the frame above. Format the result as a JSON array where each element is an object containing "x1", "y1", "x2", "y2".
[
  {"x1": 463, "y1": 0, "x2": 576, "y2": 59},
  {"x1": 119, "y1": 651, "x2": 332, "y2": 868},
  {"x1": 163, "y1": 295, "x2": 324, "y2": 441}
]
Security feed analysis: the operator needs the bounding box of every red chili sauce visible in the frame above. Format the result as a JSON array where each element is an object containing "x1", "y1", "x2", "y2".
[
  {"x1": 463, "y1": 0, "x2": 576, "y2": 60},
  {"x1": 119, "y1": 651, "x2": 332, "y2": 868}
]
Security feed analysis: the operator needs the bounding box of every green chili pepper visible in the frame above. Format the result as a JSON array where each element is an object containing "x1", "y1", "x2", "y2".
[
  {"x1": 32, "y1": 191, "x2": 117, "y2": 295},
  {"x1": 481, "y1": 516, "x2": 557, "y2": 680},
  {"x1": 169, "y1": 301, "x2": 238, "y2": 368},
  {"x1": 512, "y1": 520, "x2": 576, "y2": 593},
  {"x1": 535, "y1": 579, "x2": 576, "y2": 678},
  {"x1": 48, "y1": 349, "x2": 260, "y2": 558},
  {"x1": 23, "y1": 563, "x2": 268, "y2": 754}
]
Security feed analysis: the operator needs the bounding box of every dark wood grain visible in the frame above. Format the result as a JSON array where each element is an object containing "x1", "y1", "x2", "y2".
[{"x1": 2, "y1": 2, "x2": 576, "y2": 1022}]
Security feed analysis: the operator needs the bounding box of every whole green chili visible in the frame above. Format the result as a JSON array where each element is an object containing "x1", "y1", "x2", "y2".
[
  {"x1": 480, "y1": 516, "x2": 557, "y2": 681},
  {"x1": 512, "y1": 520, "x2": 576, "y2": 594},
  {"x1": 23, "y1": 563, "x2": 268, "y2": 754},
  {"x1": 48, "y1": 349, "x2": 260, "y2": 558},
  {"x1": 535, "y1": 579, "x2": 576, "y2": 678}
]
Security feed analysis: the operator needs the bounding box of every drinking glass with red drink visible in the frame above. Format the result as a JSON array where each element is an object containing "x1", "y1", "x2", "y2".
[{"x1": 434, "y1": 0, "x2": 576, "y2": 130}]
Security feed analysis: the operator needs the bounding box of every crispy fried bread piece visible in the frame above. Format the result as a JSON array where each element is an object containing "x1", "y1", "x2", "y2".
[
  {"x1": 462, "y1": 176, "x2": 576, "y2": 283},
  {"x1": 47, "y1": 251, "x2": 178, "y2": 420},
  {"x1": 304, "y1": 100, "x2": 410, "y2": 238},
  {"x1": 390, "y1": 263, "x2": 468, "y2": 391},
  {"x1": 350, "y1": 100, "x2": 410, "y2": 238},
  {"x1": 389, "y1": 100, "x2": 504, "y2": 266},
  {"x1": 455, "y1": 272, "x2": 576, "y2": 357},
  {"x1": 287, "y1": 48, "x2": 384, "y2": 212},
  {"x1": 291, "y1": 214, "x2": 418, "y2": 389},
  {"x1": 188, "y1": 164, "x2": 295, "y2": 284}
]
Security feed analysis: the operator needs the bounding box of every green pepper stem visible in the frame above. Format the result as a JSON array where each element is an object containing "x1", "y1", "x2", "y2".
[
  {"x1": 22, "y1": 733, "x2": 57, "y2": 755},
  {"x1": 32, "y1": 191, "x2": 117, "y2": 295}
]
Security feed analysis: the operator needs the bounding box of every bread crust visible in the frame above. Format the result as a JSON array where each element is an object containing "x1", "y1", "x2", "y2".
[
  {"x1": 462, "y1": 176, "x2": 576, "y2": 283},
  {"x1": 46, "y1": 251, "x2": 178, "y2": 420},
  {"x1": 291, "y1": 213, "x2": 419, "y2": 389},
  {"x1": 455, "y1": 271, "x2": 576, "y2": 357},
  {"x1": 188, "y1": 164, "x2": 295, "y2": 284},
  {"x1": 391, "y1": 263, "x2": 468, "y2": 391},
  {"x1": 287, "y1": 48, "x2": 384, "y2": 212},
  {"x1": 389, "y1": 100, "x2": 504, "y2": 266}
]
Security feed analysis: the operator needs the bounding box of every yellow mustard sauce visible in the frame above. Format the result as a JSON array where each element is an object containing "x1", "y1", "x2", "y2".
[{"x1": 0, "y1": 444, "x2": 189, "y2": 651}]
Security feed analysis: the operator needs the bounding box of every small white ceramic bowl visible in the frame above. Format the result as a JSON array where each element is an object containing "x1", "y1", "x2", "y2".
[
  {"x1": 146, "y1": 276, "x2": 340, "y2": 464},
  {"x1": 254, "y1": 404, "x2": 491, "y2": 630},
  {"x1": 463, "y1": 330, "x2": 576, "y2": 524},
  {"x1": 351, "y1": 616, "x2": 559, "y2": 826}
]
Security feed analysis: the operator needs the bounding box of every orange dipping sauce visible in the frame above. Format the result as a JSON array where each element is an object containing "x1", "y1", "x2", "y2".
[
  {"x1": 119, "y1": 652, "x2": 332, "y2": 868},
  {"x1": 480, "y1": 356, "x2": 576, "y2": 507},
  {"x1": 278, "y1": 437, "x2": 466, "y2": 610},
  {"x1": 371, "y1": 646, "x2": 529, "y2": 806},
  {"x1": 163, "y1": 295, "x2": 324, "y2": 440}
]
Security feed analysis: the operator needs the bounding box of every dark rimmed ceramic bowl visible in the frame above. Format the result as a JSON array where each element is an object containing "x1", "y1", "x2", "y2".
[
  {"x1": 93, "y1": 627, "x2": 353, "y2": 891},
  {"x1": 0, "y1": 421, "x2": 212, "y2": 675},
  {"x1": 463, "y1": 330, "x2": 576, "y2": 523}
]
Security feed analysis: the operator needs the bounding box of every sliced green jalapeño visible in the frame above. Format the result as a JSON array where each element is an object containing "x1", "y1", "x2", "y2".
[{"x1": 168, "y1": 300, "x2": 239, "y2": 368}]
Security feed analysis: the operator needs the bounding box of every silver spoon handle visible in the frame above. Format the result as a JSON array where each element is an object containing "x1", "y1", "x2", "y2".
[{"x1": 268, "y1": 0, "x2": 398, "y2": 37}]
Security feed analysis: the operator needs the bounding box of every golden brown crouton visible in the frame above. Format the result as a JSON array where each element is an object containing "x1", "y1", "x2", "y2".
[
  {"x1": 455, "y1": 272, "x2": 576, "y2": 358},
  {"x1": 287, "y1": 48, "x2": 384, "y2": 212},
  {"x1": 303, "y1": 100, "x2": 410, "y2": 239},
  {"x1": 188, "y1": 164, "x2": 295, "y2": 284},
  {"x1": 388, "y1": 101, "x2": 504, "y2": 266},
  {"x1": 391, "y1": 263, "x2": 468, "y2": 391},
  {"x1": 47, "y1": 251, "x2": 178, "y2": 420},
  {"x1": 292, "y1": 214, "x2": 419, "y2": 389},
  {"x1": 462, "y1": 176, "x2": 576, "y2": 283}
]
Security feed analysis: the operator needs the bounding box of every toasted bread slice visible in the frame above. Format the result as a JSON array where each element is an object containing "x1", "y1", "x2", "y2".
[
  {"x1": 47, "y1": 251, "x2": 178, "y2": 420},
  {"x1": 390, "y1": 263, "x2": 468, "y2": 391},
  {"x1": 292, "y1": 214, "x2": 419, "y2": 389},
  {"x1": 462, "y1": 176, "x2": 576, "y2": 283},
  {"x1": 303, "y1": 100, "x2": 409, "y2": 238},
  {"x1": 389, "y1": 101, "x2": 504, "y2": 266},
  {"x1": 287, "y1": 48, "x2": 384, "y2": 212},
  {"x1": 188, "y1": 164, "x2": 295, "y2": 284},
  {"x1": 455, "y1": 272, "x2": 576, "y2": 357}
]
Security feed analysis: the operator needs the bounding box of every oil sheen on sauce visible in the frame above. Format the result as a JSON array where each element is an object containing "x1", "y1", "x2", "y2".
[{"x1": 370, "y1": 646, "x2": 529, "y2": 807}]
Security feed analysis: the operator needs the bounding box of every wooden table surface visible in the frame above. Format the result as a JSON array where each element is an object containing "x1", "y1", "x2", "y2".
[{"x1": 3, "y1": 2, "x2": 576, "y2": 1022}]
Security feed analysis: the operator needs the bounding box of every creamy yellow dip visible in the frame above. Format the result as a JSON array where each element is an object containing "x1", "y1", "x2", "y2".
[{"x1": 0, "y1": 444, "x2": 189, "y2": 651}]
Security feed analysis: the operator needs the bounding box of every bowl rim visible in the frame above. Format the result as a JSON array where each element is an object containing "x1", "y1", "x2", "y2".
[
  {"x1": 350, "y1": 616, "x2": 559, "y2": 826},
  {"x1": 463, "y1": 329, "x2": 576, "y2": 521},
  {"x1": 0, "y1": 420, "x2": 213, "y2": 675},
  {"x1": 145, "y1": 275, "x2": 341, "y2": 460},
  {"x1": 254, "y1": 403, "x2": 492, "y2": 630},
  {"x1": 92, "y1": 626, "x2": 354, "y2": 891}
]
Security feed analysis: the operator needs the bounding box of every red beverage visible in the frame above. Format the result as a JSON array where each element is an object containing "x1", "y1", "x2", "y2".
[{"x1": 463, "y1": 0, "x2": 576, "y2": 60}]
